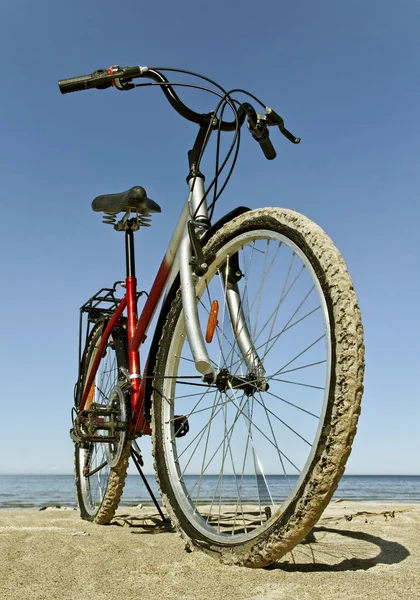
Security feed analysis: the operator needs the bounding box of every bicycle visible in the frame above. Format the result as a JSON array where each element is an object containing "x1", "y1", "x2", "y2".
[{"x1": 58, "y1": 65, "x2": 364, "y2": 568}]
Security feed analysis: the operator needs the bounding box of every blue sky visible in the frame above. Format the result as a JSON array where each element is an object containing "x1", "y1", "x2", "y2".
[{"x1": 0, "y1": 0, "x2": 418, "y2": 475}]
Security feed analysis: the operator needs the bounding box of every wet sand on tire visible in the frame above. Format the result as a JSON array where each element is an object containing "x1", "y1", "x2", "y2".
[{"x1": 0, "y1": 501, "x2": 419, "y2": 600}]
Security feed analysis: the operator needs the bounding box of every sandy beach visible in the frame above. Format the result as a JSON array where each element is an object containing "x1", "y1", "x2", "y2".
[{"x1": 0, "y1": 501, "x2": 419, "y2": 600}]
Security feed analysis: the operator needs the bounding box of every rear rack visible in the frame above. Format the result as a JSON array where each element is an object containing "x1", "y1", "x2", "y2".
[
  {"x1": 75, "y1": 282, "x2": 126, "y2": 408},
  {"x1": 80, "y1": 282, "x2": 125, "y2": 322},
  {"x1": 75, "y1": 282, "x2": 149, "y2": 407}
]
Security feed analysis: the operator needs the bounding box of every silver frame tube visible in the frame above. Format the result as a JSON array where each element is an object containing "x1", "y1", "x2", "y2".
[
  {"x1": 146, "y1": 176, "x2": 263, "y2": 382},
  {"x1": 179, "y1": 178, "x2": 216, "y2": 380},
  {"x1": 225, "y1": 281, "x2": 266, "y2": 378}
]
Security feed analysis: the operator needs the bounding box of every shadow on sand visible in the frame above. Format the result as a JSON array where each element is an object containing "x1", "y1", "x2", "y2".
[
  {"x1": 108, "y1": 510, "x2": 410, "y2": 570},
  {"x1": 267, "y1": 525, "x2": 409, "y2": 572},
  {"x1": 109, "y1": 512, "x2": 173, "y2": 535}
]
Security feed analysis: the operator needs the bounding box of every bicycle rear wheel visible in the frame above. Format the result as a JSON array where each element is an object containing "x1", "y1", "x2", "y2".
[
  {"x1": 74, "y1": 322, "x2": 131, "y2": 524},
  {"x1": 152, "y1": 207, "x2": 364, "y2": 567}
]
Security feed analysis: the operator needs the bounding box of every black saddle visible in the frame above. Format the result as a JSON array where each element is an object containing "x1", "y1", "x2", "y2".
[{"x1": 92, "y1": 186, "x2": 161, "y2": 216}]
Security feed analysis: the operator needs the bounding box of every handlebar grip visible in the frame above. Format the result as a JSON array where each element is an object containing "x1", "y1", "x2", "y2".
[
  {"x1": 58, "y1": 66, "x2": 144, "y2": 94},
  {"x1": 258, "y1": 130, "x2": 277, "y2": 160},
  {"x1": 58, "y1": 73, "x2": 107, "y2": 94},
  {"x1": 58, "y1": 74, "x2": 93, "y2": 94}
]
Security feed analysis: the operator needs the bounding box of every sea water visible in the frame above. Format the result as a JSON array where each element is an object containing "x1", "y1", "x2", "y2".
[{"x1": 0, "y1": 474, "x2": 419, "y2": 509}]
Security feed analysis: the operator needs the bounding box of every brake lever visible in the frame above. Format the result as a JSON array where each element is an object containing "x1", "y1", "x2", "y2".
[
  {"x1": 265, "y1": 108, "x2": 301, "y2": 144},
  {"x1": 246, "y1": 108, "x2": 277, "y2": 160}
]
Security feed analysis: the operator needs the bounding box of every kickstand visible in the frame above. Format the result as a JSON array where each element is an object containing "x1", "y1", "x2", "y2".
[{"x1": 131, "y1": 441, "x2": 169, "y2": 523}]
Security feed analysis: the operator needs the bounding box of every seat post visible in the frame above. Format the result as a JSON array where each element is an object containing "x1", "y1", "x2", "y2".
[
  {"x1": 124, "y1": 223, "x2": 141, "y2": 397},
  {"x1": 125, "y1": 226, "x2": 136, "y2": 278}
]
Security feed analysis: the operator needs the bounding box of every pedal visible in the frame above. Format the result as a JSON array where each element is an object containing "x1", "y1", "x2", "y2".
[
  {"x1": 70, "y1": 392, "x2": 128, "y2": 445},
  {"x1": 174, "y1": 415, "x2": 189, "y2": 438}
]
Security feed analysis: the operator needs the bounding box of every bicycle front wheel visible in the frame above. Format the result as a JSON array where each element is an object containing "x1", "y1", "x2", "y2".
[
  {"x1": 74, "y1": 322, "x2": 131, "y2": 524},
  {"x1": 152, "y1": 207, "x2": 364, "y2": 567}
]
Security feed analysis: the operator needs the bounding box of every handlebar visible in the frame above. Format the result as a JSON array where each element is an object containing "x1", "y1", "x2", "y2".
[
  {"x1": 58, "y1": 65, "x2": 245, "y2": 132},
  {"x1": 58, "y1": 65, "x2": 301, "y2": 155}
]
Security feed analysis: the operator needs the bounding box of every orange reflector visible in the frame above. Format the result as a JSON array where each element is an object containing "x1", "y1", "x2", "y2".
[
  {"x1": 205, "y1": 300, "x2": 219, "y2": 343},
  {"x1": 86, "y1": 383, "x2": 95, "y2": 409}
]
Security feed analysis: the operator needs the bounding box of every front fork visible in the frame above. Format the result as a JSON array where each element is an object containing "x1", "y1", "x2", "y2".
[{"x1": 179, "y1": 176, "x2": 265, "y2": 383}]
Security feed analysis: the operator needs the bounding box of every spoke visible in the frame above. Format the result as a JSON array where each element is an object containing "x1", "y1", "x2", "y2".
[
  {"x1": 83, "y1": 340, "x2": 119, "y2": 510},
  {"x1": 171, "y1": 390, "x2": 215, "y2": 400},
  {"x1": 95, "y1": 386, "x2": 108, "y2": 402},
  {"x1": 280, "y1": 287, "x2": 316, "y2": 334},
  {"x1": 250, "y1": 240, "x2": 283, "y2": 341},
  {"x1": 243, "y1": 394, "x2": 274, "y2": 516},
  {"x1": 270, "y1": 378, "x2": 324, "y2": 390},
  {"x1": 254, "y1": 254, "x2": 300, "y2": 349},
  {"x1": 212, "y1": 394, "x2": 252, "y2": 531},
  {"x1": 261, "y1": 285, "x2": 315, "y2": 363},
  {"x1": 228, "y1": 310, "x2": 324, "y2": 375},
  {"x1": 257, "y1": 389, "x2": 319, "y2": 419},
  {"x1": 176, "y1": 351, "x2": 219, "y2": 373},
  {"x1": 205, "y1": 393, "x2": 247, "y2": 525},
  {"x1": 256, "y1": 391, "x2": 291, "y2": 491},
  {"x1": 167, "y1": 384, "x2": 213, "y2": 444},
  {"x1": 170, "y1": 381, "x2": 212, "y2": 388},
  {"x1": 216, "y1": 313, "x2": 247, "y2": 378},
  {"x1": 234, "y1": 413, "x2": 253, "y2": 533},
  {"x1": 185, "y1": 394, "x2": 246, "y2": 512},
  {"x1": 176, "y1": 354, "x2": 196, "y2": 364},
  {"x1": 268, "y1": 334, "x2": 326, "y2": 380},
  {"x1": 249, "y1": 399, "x2": 313, "y2": 446},
  {"x1": 226, "y1": 428, "x2": 247, "y2": 535},
  {"x1": 250, "y1": 239, "x2": 271, "y2": 341},
  {"x1": 217, "y1": 401, "x2": 229, "y2": 531},
  {"x1": 226, "y1": 392, "x2": 302, "y2": 471},
  {"x1": 214, "y1": 317, "x2": 244, "y2": 370},
  {"x1": 87, "y1": 459, "x2": 108, "y2": 477},
  {"x1": 192, "y1": 394, "x2": 247, "y2": 491},
  {"x1": 96, "y1": 471, "x2": 104, "y2": 503},
  {"x1": 277, "y1": 359, "x2": 327, "y2": 376},
  {"x1": 240, "y1": 241, "x2": 256, "y2": 316},
  {"x1": 168, "y1": 394, "x2": 236, "y2": 421},
  {"x1": 263, "y1": 304, "x2": 321, "y2": 360},
  {"x1": 174, "y1": 395, "x2": 226, "y2": 472},
  {"x1": 167, "y1": 382, "x2": 241, "y2": 448},
  {"x1": 192, "y1": 391, "x2": 222, "y2": 509}
]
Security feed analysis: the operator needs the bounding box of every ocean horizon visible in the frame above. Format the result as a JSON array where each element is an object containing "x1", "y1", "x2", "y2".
[{"x1": 1, "y1": 474, "x2": 419, "y2": 509}]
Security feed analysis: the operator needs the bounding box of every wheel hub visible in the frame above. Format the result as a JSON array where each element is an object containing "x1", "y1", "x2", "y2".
[{"x1": 208, "y1": 368, "x2": 269, "y2": 395}]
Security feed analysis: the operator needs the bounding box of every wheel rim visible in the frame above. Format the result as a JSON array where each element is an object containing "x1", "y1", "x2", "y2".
[
  {"x1": 77, "y1": 336, "x2": 119, "y2": 517},
  {"x1": 159, "y1": 229, "x2": 332, "y2": 544}
]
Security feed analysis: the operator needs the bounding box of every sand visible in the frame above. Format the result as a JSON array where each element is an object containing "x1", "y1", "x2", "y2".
[{"x1": 0, "y1": 502, "x2": 419, "y2": 600}]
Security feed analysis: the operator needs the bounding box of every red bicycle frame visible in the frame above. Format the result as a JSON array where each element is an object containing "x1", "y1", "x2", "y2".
[{"x1": 79, "y1": 203, "x2": 189, "y2": 436}]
